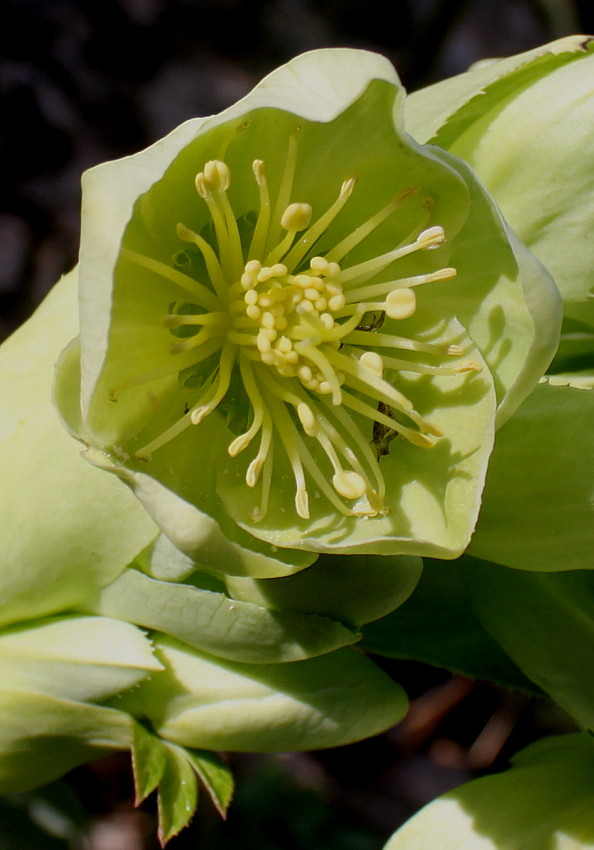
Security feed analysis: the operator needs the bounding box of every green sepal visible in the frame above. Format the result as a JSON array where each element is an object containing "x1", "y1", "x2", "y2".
[
  {"x1": 406, "y1": 36, "x2": 592, "y2": 146},
  {"x1": 131, "y1": 720, "x2": 167, "y2": 804},
  {"x1": 407, "y1": 36, "x2": 594, "y2": 339},
  {"x1": 469, "y1": 380, "x2": 594, "y2": 572},
  {"x1": 131, "y1": 722, "x2": 233, "y2": 840},
  {"x1": 85, "y1": 567, "x2": 360, "y2": 663},
  {"x1": 383, "y1": 733, "x2": 594, "y2": 850},
  {"x1": 360, "y1": 557, "x2": 538, "y2": 692},
  {"x1": 181, "y1": 749, "x2": 234, "y2": 819},
  {"x1": 157, "y1": 742, "x2": 199, "y2": 845},
  {"x1": 463, "y1": 556, "x2": 594, "y2": 730}
]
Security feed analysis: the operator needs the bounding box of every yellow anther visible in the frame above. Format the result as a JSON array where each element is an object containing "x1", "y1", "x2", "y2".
[
  {"x1": 320, "y1": 313, "x2": 334, "y2": 330},
  {"x1": 456, "y1": 359, "x2": 482, "y2": 372},
  {"x1": 246, "y1": 305, "x2": 261, "y2": 320},
  {"x1": 271, "y1": 263, "x2": 288, "y2": 277},
  {"x1": 296, "y1": 487, "x2": 309, "y2": 519},
  {"x1": 257, "y1": 332, "x2": 271, "y2": 353},
  {"x1": 386, "y1": 288, "x2": 417, "y2": 320},
  {"x1": 297, "y1": 299, "x2": 315, "y2": 314},
  {"x1": 310, "y1": 256, "x2": 329, "y2": 273},
  {"x1": 276, "y1": 336, "x2": 293, "y2": 354},
  {"x1": 281, "y1": 202, "x2": 312, "y2": 232},
  {"x1": 262, "y1": 311, "x2": 275, "y2": 329},
  {"x1": 360, "y1": 351, "x2": 384, "y2": 377},
  {"x1": 305, "y1": 287, "x2": 320, "y2": 301},
  {"x1": 332, "y1": 470, "x2": 367, "y2": 500},
  {"x1": 252, "y1": 159, "x2": 266, "y2": 184},
  {"x1": 340, "y1": 176, "x2": 357, "y2": 198},
  {"x1": 416, "y1": 226, "x2": 445, "y2": 249},
  {"x1": 244, "y1": 289, "x2": 258, "y2": 306},
  {"x1": 204, "y1": 160, "x2": 230, "y2": 192},
  {"x1": 328, "y1": 293, "x2": 346, "y2": 311},
  {"x1": 297, "y1": 402, "x2": 319, "y2": 436},
  {"x1": 195, "y1": 172, "x2": 210, "y2": 199},
  {"x1": 314, "y1": 298, "x2": 327, "y2": 312},
  {"x1": 245, "y1": 259, "x2": 261, "y2": 274}
]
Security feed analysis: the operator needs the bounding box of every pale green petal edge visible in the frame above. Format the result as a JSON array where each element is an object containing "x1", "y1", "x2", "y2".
[{"x1": 405, "y1": 35, "x2": 592, "y2": 145}]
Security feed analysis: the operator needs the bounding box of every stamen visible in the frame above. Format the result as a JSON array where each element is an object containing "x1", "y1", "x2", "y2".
[
  {"x1": 121, "y1": 249, "x2": 220, "y2": 311},
  {"x1": 265, "y1": 202, "x2": 312, "y2": 266},
  {"x1": 283, "y1": 177, "x2": 357, "y2": 272},
  {"x1": 326, "y1": 187, "x2": 418, "y2": 263},
  {"x1": 344, "y1": 267, "x2": 457, "y2": 304},
  {"x1": 338, "y1": 227, "x2": 447, "y2": 289},
  {"x1": 248, "y1": 160, "x2": 271, "y2": 261},
  {"x1": 269, "y1": 129, "x2": 301, "y2": 252},
  {"x1": 176, "y1": 223, "x2": 228, "y2": 303}
]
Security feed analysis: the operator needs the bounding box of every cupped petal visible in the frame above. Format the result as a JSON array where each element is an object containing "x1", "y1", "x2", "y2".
[
  {"x1": 119, "y1": 635, "x2": 407, "y2": 752},
  {"x1": 0, "y1": 270, "x2": 158, "y2": 628}
]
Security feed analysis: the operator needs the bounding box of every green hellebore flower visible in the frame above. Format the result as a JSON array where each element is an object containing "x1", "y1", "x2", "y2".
[{"x1": 55, "y1": 49, "x2": 560, "y2": 564}]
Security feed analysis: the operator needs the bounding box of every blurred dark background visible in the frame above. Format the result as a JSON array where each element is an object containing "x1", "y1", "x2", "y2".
[{"x1": 0, "y1": 1, "x2": 588, "y2": 847}]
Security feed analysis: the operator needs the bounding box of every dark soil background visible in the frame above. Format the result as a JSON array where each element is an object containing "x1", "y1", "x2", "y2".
[{"x1": 0, "y1": 1, "x2": 589, "y2": 847}]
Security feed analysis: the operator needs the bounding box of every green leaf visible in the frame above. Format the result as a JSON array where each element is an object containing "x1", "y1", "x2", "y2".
[
  {"x1": 469, "y1": 381, "x2": 594, "y2": 571},
  {"x1": 383, "y1": 733, "x2": 594, "y2": 849},
  {"x1": 181, "y1": 748, "x2": 234, "y2": 818},
  {"x1": 360, "y1": 557, "x2": 537, "y2": 692},
  {"x1": 463, "y1": 556, "x2": 594, "y2": 729},
  {"x1": 131, "y1": 720, "x2": 167, "y2": 804},
  {"x1": 87, "y1": 567, "x2": 359, "y2": 663},
  {"x1": 157, "y1": 743, "x2": 199, "y2": 845}
]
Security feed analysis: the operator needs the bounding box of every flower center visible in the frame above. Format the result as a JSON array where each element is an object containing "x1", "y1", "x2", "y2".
[{"x1": 120, "y1": 139, "x2": 480, "y2": 522}]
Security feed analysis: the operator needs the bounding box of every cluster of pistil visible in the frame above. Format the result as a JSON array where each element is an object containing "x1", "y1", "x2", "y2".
[{"x1": 120, "y1": 143, "x2": 480, "y2": 522}]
